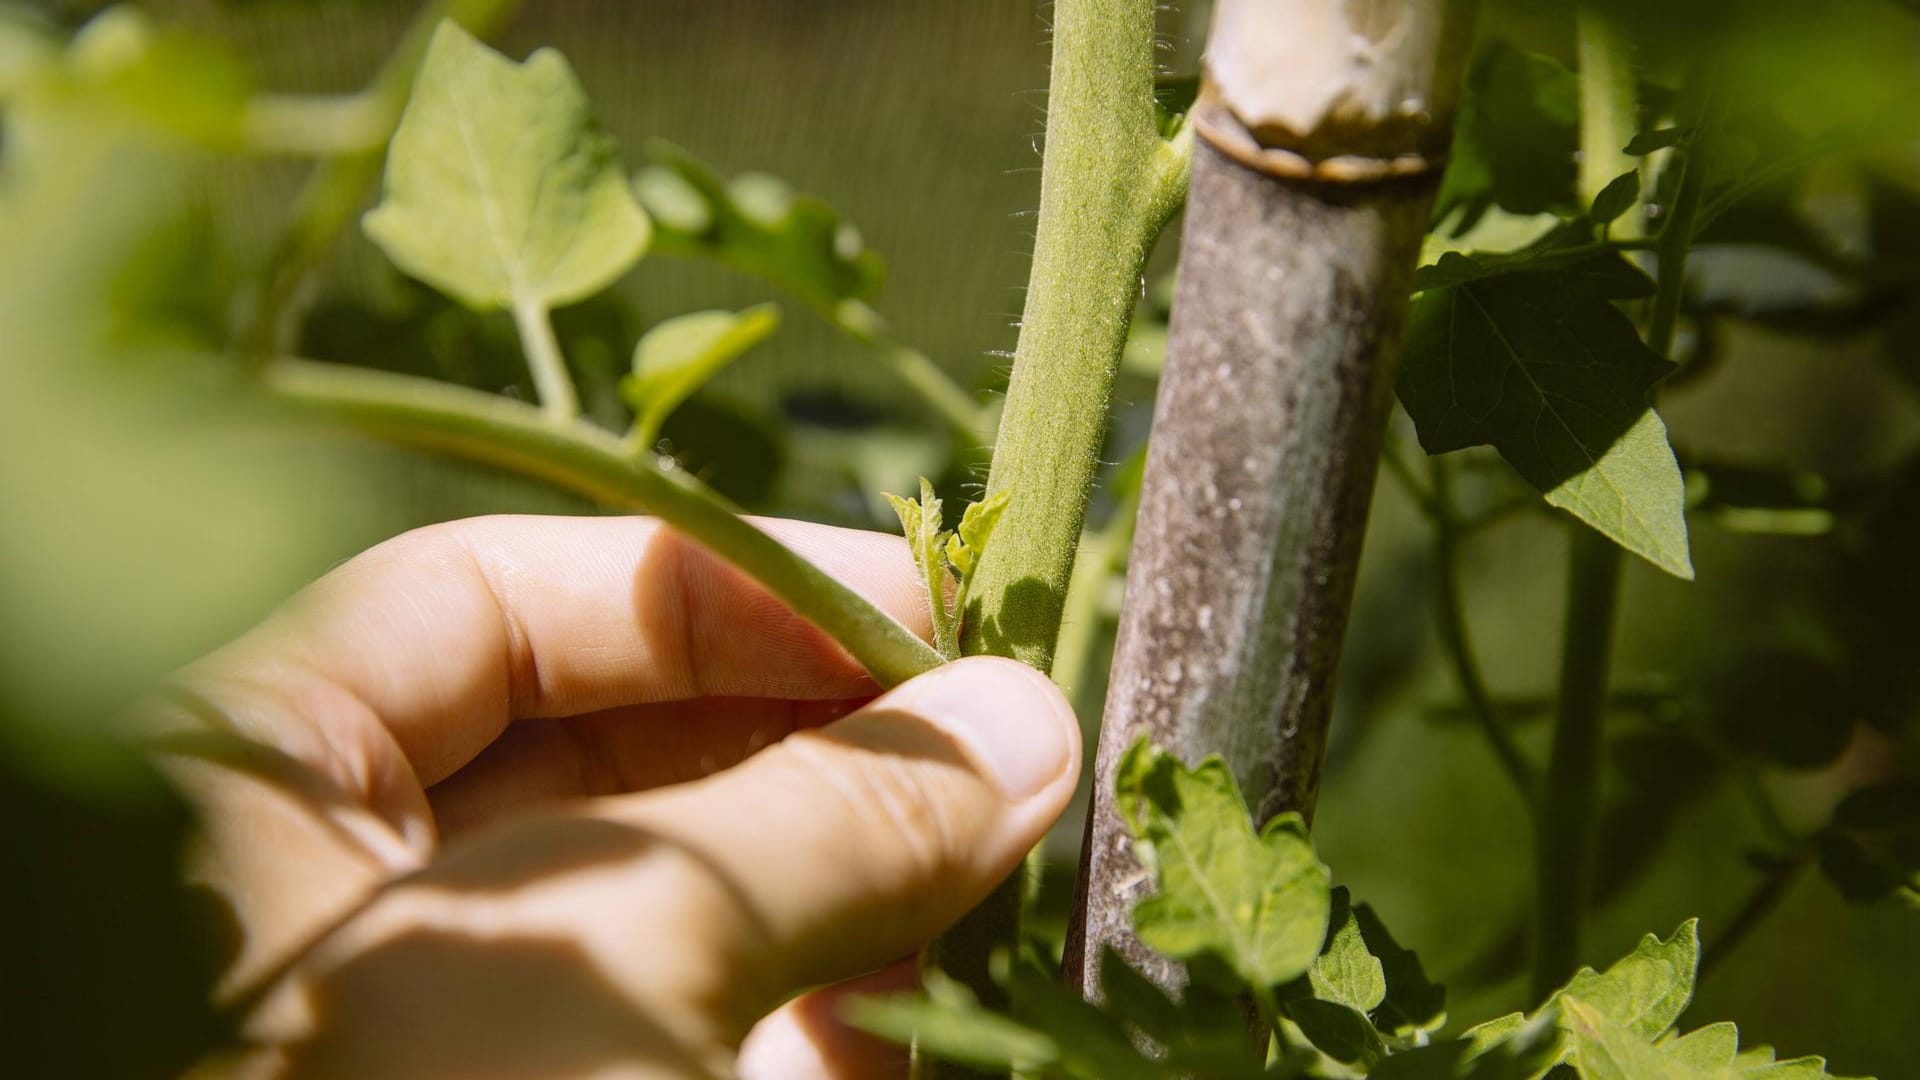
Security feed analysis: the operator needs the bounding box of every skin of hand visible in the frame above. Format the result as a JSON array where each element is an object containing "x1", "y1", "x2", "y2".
[{"x1": 143, "y1": 515, "x2": 1081, "y2": 1080}]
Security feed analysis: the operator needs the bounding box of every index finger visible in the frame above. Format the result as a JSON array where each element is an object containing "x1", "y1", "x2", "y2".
[{"x1": 185, "y1": 515, "x2": 932, "y2": 791}]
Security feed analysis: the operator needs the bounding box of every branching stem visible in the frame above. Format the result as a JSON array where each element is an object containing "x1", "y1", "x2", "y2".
[{"x1": 263, "y1": 358, "x2": 943, "y2": 687}]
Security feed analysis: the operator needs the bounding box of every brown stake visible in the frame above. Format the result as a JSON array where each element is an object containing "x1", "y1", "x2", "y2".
[{"x1": 1066, "y1": 0, "x2": 1476, "y2": 995}]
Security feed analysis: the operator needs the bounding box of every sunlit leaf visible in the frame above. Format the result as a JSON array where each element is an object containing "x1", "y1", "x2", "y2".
[
  {"x1": 1398, "y1": 262, "x2": 1693, "y2": 578},
  {"x1": 635, "y1": 140, "x2": 884, "y2": 312},
  {"x1": 622, "y1": 304, "x2": 779, "y2": 446},
  {"x1": 1114, "y1": 738, "x2": 1332, "y2": 991},
  {"x1": 363, "y1": 21, "x2": 650, "y2": 312}
]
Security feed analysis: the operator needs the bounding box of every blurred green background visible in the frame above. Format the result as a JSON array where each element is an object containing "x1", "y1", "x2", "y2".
[{"x1": 3, "y1": 0, "x2": 1917, "y2": 1076}]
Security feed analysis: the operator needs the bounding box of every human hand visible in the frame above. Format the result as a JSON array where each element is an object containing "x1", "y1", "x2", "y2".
[{"x1": 146, "y1": 515, "x2": 1080, "y2": 1080}]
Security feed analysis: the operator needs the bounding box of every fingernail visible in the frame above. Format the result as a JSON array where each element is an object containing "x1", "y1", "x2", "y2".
[{"x1": 883, "y1": 657, "x2": 1076, "y2": 800}]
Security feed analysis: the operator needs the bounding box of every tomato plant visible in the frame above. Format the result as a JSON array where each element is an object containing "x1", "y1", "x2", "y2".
[{"x1": 3, "y1": 0, "x2": 1917, "y2": 1077}]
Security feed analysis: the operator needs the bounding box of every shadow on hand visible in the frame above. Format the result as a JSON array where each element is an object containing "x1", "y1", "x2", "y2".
[{"x1": 280, "y1": 926, "x2": 720, "y2": 1080}]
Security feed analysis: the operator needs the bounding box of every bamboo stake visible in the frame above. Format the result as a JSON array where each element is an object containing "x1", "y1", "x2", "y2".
[{"x1": 1067, "y1": 0, "x2": 1477, "y2": 994}]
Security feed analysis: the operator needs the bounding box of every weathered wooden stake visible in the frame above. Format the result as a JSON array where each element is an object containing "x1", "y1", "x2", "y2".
[{"x1": 1067, "y1": 0, "x2": 1476, "y2": 993}]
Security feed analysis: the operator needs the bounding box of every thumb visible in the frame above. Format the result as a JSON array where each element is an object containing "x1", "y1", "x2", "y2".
[{"x1": 605, "y1": 655, "x2": 1079, "y2": 1038}]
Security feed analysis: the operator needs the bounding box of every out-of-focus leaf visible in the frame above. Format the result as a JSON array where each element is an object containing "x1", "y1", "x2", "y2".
[
  {"x1": 1832, "y1": 780, "x2": 1920, "y2": 830},
  {"x1": 1592, "y1": 171, "x2": 1642, "y2": 228},
  {"x1": 634, "y1": 140, "x2": 885, "y2": 312},
  {"x1": 843, "y1": 970, "x2": 1056, "y2": 1072},
  {"x1": 1627, "y1": 127, "x2": 1694, "y2": 155},
  {"x1": 1413, "y1": 246, "x2": 1656, "y2": 295},
  {"x1": 1004, "y1": 956, "x2": 1165, "y2": 1080},
  {"x1": 622, "y1": 304, "x2": 779, "y2": 446},
  {"x1": 1398, "y1": 262, "x2": 1693, "y2": 578},
  {"x1": 1114, "y1": 738, "x2": 1332, "y2": 992},
  {"x1": 39, "y1": 8, "x2": 254, "y2": 148},
  {"x1": 1290, "y1": 998, "x2": 1387, "y2": 1066},
  {"x1": 1435, "y1": 43, "x2": 1580, "y2": 231},
  {"x1": 1093, "y1": 949, "x2": 1261, "y2": 1076},
  {"x1": 1816, "y1": 831, "x2": 1912, "y2": 903},
  {"x1": 363, "y1": 21, "x2": 649, "y2": 312}
]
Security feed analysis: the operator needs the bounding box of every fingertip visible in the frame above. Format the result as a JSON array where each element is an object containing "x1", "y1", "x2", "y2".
[{"x1": 875, "y1": 656, "x2": 1080, "y2": 804}]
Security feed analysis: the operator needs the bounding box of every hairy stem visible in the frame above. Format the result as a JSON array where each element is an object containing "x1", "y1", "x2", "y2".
[
  {"x1": 510, "y1": 296, "x2": 581, "y2": 420},
  {"x1": 925, "y1": 4, "x2": 1184, "y2": 1069},
  {"x1": 235, "y1": 0, "x2": 524, "y2": 359},
  {"x1": 264, "y1": 358, "x2": 942, "y2": 686},
  {"x1": 957, "y1": 0, "x2": 1187, "y2": 669}
]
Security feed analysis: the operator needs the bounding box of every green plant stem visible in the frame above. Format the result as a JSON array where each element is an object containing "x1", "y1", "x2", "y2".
[
  {"x1": 1534, "y1": 7, "x2": 1640, "y2": 1000},
  {"x1": 1429, "y1": 458, "x2": 1538, "y2": 812},
  {"x1": 510, "y1": 297, "x2": 581, "y2": 420},
  {"x1": 235, "y1": 0, "x2": 524, "y2": 359},
  {"x1": 958, "y1": 3, "x2": 1189, "y2": 667},
  {"x1": 1533, "y1": 525, "x2": 1624, "y2": 1000},
  {"x1": 927, "y1": 3, "x2": 1186, "y2": 1073},
  {"x1": 263, "y1": 357, "x2": 943, "y2": 687}
]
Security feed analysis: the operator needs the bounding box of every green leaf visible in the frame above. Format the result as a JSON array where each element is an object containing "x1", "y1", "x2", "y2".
[
  {"x1": 1591, "y1": 171, "x2": 1641, "y2": 228},
  {"x1": 1004, "y1": 956, "x2": 1164, "y2": 1080},
  {"x1": 1114, "y1": 738, "x2": 1332, "y2": 991},
  {"x1": 1420, "y1": 1012, "x2": 1566, "y2": 1079},
  {"x1": 1832, "y1": 780, "x2": 1920, "y2": 830},
  {"x1": 943, "y1": 490, "x2": 1011, "y2": 587},
  {"x1": 635, "y1": 140, "x2": 885, "y2": 312},
  {"x1": 1626, "y1": 127, "x2": 1694, "y2": 155},
  {"x1": 842, "y1": 971, "x2": 1056, "y2": 1072},
  {"x1": 1435, "y1": 44, "x2": 1580, "y2": 230},
  {"x1": 886, "y1": 478, "x2": 957, "y2": 658},
  {"x1": 363, "y1": 21, "x2": 650, "y2": 312},
  {"x1": 1095, "y1": 949, "x2": 1262, "y2": 1078},
  {"x1": 1659, "y1": 1022, "x2": 1741, "y2": 1071},
  {"x1": 1307, "y1": 887, "x2": 1385, "y2": 1014},
  {"x1": 621, "y1": 304, "x2": 780, "y2": 446},
  {"x1": 1563, "y1": 997, "x2": 1696, "y2": 1080},
  {"x1": 1558, "y1": 921, "x2": 1700, "y2": 1041},
  {"x1": 1350, "y1": 899, "x2": 1447, "y2": 1036},
  {"x1": 1397, "y1": 266, "x2": 1694, "y2": 579},
  {"x1": 1290, "y1": 998, "x2": 1387, "y2": 1067}
]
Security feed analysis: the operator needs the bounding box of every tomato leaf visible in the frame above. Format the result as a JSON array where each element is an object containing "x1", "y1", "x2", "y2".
[
  {"x1": 364, "y1": 21, "x2": 650, "y2": 312},
  {"x1": 622, "y1": 305, "x2": 780, "y2": 446},
  {"x1": 1114, "y1": 738, "x2": 1332, "y2": 992},
  {"x1": 1397, "y1": 264, "x2": 1694, "y2": 579}
]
